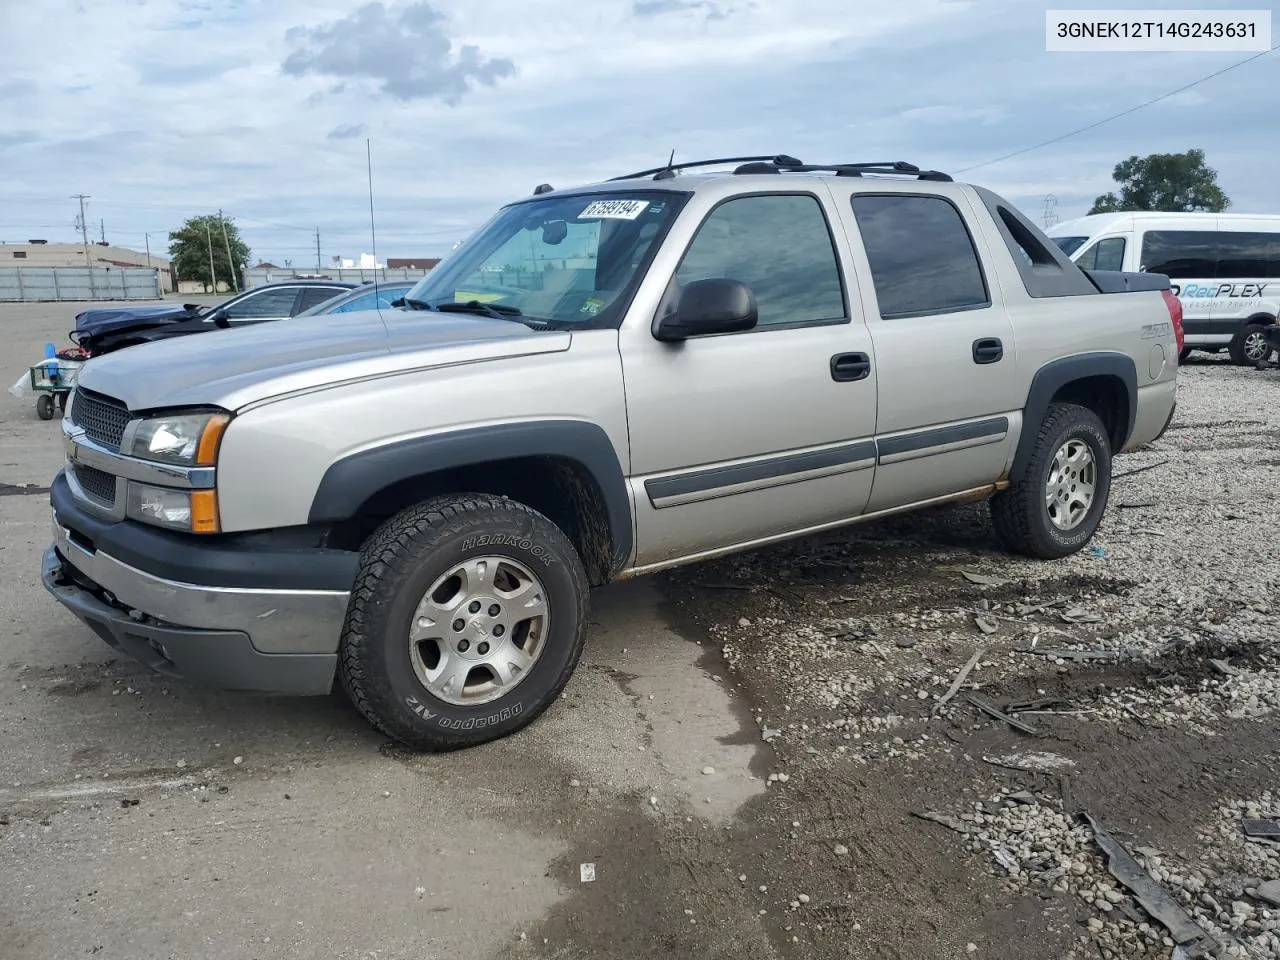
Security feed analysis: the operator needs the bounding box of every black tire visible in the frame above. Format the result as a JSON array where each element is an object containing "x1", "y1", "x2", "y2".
[
  {"x1": 36, "y1": 394, "x2": 55, "y2": 420},
  {"x1": 1177, "y1": 347, "x2": 1192, "y2": 364},
  {"x1": 338, "y1": 494, "x2": 589, "y2": 751},
  {"x1": 1229, "y1": 324, "x2": 1270, "y2": 366},
  {"x1": 990, "y1": 403, "x2": 1112, "y2": 560}
]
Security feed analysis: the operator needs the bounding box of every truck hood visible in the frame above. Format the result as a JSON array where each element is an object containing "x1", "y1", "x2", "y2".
[
  {"x1": 74, "y1": 308, "x2": 571, "y2": 412},
  {"x1": 73, "y1": 303, "x2": 201, "y2": 338}
]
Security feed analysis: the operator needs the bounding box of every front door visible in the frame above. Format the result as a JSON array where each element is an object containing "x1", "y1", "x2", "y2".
[
  {"x1": 620, "y1": 189, "x2": 879, "y2": 569},
  {"x1": 831, "y1": 188, "x2": 1019, "y2": 512}
]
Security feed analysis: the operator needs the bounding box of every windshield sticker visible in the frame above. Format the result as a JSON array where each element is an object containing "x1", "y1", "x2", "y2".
[
  {"x1": 580, "y1": 296, "x2": 605, "y2": 317},
  {"x1": 579, "y1": 199, "x2": 649, "y2": 221}
]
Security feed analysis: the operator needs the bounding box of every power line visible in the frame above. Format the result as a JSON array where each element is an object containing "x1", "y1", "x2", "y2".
[{"x1": 956, "y1": 43, "x2": 1279, "y2": 175}]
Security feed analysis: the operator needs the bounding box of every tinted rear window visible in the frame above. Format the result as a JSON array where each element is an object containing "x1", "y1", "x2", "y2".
[{"x1": 851, "y1": 194, "x2": 989, "y2": 319}]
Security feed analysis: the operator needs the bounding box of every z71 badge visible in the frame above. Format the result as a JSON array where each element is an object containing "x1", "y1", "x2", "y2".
[{"x1": 1140, "y1": 321, "x2": 1172, "y2": 340}]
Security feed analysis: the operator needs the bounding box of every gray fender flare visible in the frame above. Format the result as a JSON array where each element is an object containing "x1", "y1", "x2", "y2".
[{"x1": 308, "y1": 420, "x2": 633, "y2": 573}]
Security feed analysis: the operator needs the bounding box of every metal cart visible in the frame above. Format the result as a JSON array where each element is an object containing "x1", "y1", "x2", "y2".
[{"x1": 26, "y1": 358, "x2": 82, "y2": 420}]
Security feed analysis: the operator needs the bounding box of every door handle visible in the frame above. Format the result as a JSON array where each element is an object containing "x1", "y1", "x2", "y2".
[
  {"x1": 830, "y1": 352, "x2": 871, "y2": 382},
  {"x1": 972, "y1": 337, "x2": 1004, "y2": 364}
]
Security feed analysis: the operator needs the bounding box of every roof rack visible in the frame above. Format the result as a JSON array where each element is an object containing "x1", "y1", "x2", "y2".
[{"x1": 609, "y1": 155, "x2": 953, "y2": 183}]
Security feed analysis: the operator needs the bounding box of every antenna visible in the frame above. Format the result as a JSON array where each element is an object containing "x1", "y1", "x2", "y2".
[
  {"x1": 655, "y1": 149, "x2": 677, "y2": 181},
  {"x1": 366, "y1": 137, "x2": 379, "y2": 306}
]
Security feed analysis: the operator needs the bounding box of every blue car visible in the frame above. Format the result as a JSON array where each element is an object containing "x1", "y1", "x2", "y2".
[{"x1": 294, "y1": 280, "x2": 417, "y2": 317}]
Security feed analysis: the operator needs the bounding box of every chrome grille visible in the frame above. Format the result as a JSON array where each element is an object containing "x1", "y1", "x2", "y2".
[
  {"x1": 71, "y1": 389, "x2": 131, "y2": 451},
  {"x1": 73, "y1": 464, "x2": 117, "y2": 506}
]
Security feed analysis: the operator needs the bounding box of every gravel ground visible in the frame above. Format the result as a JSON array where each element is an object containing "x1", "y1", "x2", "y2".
[{"x1": 663, "y1": 354, "x2": 1280, "y2": 959}]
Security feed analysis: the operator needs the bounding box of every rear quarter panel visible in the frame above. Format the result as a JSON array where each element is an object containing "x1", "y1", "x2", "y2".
[{"x1": 966, "y1": 192, "x2": 1177, "y2": 453}]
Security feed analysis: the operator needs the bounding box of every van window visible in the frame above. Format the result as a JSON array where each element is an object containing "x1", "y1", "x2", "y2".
[
  {"x1": 1217, "y1": 232, "x2": 1280, "y2": 280},
  {"x1": 1077, "y1": 237, "x2": 1126, "y2": 272},
  {"x1": 1141, "y1": 231, "x2": 1217, "y2": 278},
  {"x1": 1141, "y1": 229, "x2": 1280, "y2": 280},
  {"x1": 1052, "y1": 236, "x2": 1088, "y2": 256}
]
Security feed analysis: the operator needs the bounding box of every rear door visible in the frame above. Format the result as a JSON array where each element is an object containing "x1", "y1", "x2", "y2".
[{"x1": 831, "y1": 187, "x2": 1019, "y2": 511}]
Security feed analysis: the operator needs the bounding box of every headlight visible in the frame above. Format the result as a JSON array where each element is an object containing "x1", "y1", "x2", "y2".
[
  {"x1": 126, "y1": 482, "x2": 220, "y2": 534},
  {"x1": 128, "y1": 412, "x2": 230, "y2": 466}
]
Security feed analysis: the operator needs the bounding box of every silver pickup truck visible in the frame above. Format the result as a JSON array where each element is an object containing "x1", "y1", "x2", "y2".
[{"x1": 42, "y1": 156, "x2": 1180, "y2": 750}]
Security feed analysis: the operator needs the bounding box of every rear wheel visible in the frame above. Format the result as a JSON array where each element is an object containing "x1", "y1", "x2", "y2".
[
  {"x1": 991, "y1": 403, "x2": 1112, "y2": 559},
  {"x1": 1177, "y1": 347, "x2": 1192, "y2": 364},
  {"x1": 1229, "y1": 324, "x2": 1270, "y2": 366},
  {"x1": 35, "y1": 394, "x2": 55, "y2": 420},
  {"x1": 338, "y1": 494, "x2": 589, "y2": 751}
]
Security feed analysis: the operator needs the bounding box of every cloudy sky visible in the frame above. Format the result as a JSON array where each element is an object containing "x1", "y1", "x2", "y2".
[{"x1": 0, "y1": 0, "x2": 1276, "y2": 266}]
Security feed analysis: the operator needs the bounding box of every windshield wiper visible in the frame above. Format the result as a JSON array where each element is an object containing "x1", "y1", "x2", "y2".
[{"x1": 420, "y1": 299, "x2": 551, "y2": 329}]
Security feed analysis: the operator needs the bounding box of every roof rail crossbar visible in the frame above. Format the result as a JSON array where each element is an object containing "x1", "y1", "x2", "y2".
[
  {"x1": 610, "y1": 155, "x2": 804, "y2": 181},
  {"x1": 610, "y1": 156, "x2": 952, "y2": 183}
]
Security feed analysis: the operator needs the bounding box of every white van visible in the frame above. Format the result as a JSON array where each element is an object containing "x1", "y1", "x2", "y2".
[{"x1": 1047, "y1": 212, "x2": 1280, "y2": 365}]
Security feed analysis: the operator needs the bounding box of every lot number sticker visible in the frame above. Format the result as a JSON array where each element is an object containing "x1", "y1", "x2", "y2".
[{"x1": 579, "y1": 199, "x2": 649, "y2": 220}]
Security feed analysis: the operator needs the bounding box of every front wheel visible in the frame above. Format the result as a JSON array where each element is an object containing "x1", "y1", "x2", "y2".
[
  {"x1": 990, "y1": 403, "x2": 1112, "y2": 559},
  {"x1": 35, "y1": 394, "x2": 55, "y2": 420},
  {"x1": 338, "y1": 494, "x2": 589, "y2": 751},
  {"x1": 1229, "y1": 324, "x2": 1270, "y2": 366}
]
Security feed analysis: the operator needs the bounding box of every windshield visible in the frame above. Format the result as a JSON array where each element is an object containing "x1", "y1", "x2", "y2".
[
  {"x1": 1051, "y1": 235, "x2": 1088, "y2": 257},
  {"x1": 403, "y1": 191, "x2": 686, "y2": 328}
]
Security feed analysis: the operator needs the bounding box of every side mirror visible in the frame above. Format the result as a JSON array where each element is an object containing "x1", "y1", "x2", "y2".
[
  {"x1": 654, "y1": 278, "x2": 757, "y2": 342},
  {"x1": 389, "y1": 297, "x2": 406, "y2": 308}
]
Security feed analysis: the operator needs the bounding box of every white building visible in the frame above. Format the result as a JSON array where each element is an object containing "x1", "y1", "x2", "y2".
[{"x1": 330, "y1": 253, "x2": 383, "y2": 269}]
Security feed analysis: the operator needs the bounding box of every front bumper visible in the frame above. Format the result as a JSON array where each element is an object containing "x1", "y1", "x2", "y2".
[{"x1": 43, "y1": 470, "x2": 358, "y2": 695}]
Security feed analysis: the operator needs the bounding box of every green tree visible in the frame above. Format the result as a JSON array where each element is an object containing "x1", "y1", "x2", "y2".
[
  {"x1": 1089, "y1": 149, "x2": 1229, "y2": 215},
  {"x1": 168, "y1": 214, "x2": 251, "y2": 291}
]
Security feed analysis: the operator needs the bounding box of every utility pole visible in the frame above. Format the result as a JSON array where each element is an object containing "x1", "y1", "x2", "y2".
[
  {"x1": 315, "y1": 227, "x2": 322, "y2": 271},
  {"x1": 204, "y1": 218, "x2": 218, "y2": 295},
  {"x1": 218, "y1": 209, "x2": 239, "y2": 292},
  {"x1": 144, "y1": 232, "x2": 152, "y2": 268},
  {"x1": 99, "y1": 218, "x2": 105, "y2": 244},
  {"x1": 72, "y1": 194, "x2": 95, "y2": 297}
]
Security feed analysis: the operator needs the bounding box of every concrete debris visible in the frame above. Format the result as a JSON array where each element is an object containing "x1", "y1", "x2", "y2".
[
  {"x1": 1255, "y1": 880, "x2": 1280, "y2": 908},
  {"x1": 974, "y1": 616, "x2": 999, "y2": 635}
]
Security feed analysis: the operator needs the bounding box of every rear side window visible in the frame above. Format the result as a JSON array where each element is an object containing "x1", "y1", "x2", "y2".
[
  {"x1": 851, "y1": 194, "x2": 989, "y2": 319},
  {"x1": 1217, "y1": 232, "x2": 1280, "y2": 279},
  {"x1": 676, "y1": 194, "x2": 845, "y2": 328},
  {"x1": 296, "y1": 286, "x2": 345, "y2": 312}
]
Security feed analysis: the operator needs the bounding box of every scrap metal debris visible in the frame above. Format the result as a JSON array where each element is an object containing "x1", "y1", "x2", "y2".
[
  {"x1": 1209, "y1": 659, "x2": 1242, "y2": 677},
  {"x1": 1003, "y1": 697, "x2": 1072, "y2": 715},
  {"x1": 579, "y1": 862, "x2": 596, "y2": 883},
  {"x1": 1112, "y1": 459, "x2": 1170, "y2": 481},
  {"x1": 974, "y1": 616, "x2": 999, "y2": 635},
  {"x1": 912, "y1": 810, "x2": 973, "y2": 835},
  {"x1": 931, "y1": 647, "x2": 986, "y2": 716},
  {"x1": 966, "y1": 694, "x2": 1039, "y2": 735},
  {"x1": 1084, "y1": 813, "x2": 1217, "y2": 958},
  {"x1": 982, "y1": 752, "x2": 1076, "y2": 774},
  {"x1": 960, "y1": 572, "x2": 1011, "y2": 587},
  {"x1": 1024, "y1": 647, "x2": 1120, "y2": 662},
  {"x1": 1241, "y1": 819, "x2": 1280, "y2": 839}
]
